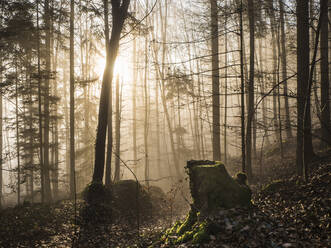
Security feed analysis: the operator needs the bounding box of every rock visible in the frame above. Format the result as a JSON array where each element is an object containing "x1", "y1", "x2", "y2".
[{"x1": 112, "y1": 180, "x2": 152, "y2": 217}]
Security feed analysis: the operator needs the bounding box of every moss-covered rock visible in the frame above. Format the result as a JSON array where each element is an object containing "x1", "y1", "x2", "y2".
[
  {"x1": 82, "y1": 181, "x2": 112, "y2": 205},
  {"x1": 187, "y1": 160, "x2": 251, "y2": 213},
  {"x1": 80, "y1": 182, "x2": 113, "y2": 223},
  {"x1": 112, "y1": 180, "x2": 152, "y2": 217}
]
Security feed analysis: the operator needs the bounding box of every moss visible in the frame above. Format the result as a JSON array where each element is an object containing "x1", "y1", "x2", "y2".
[
  {"x1": 162, "y1": 215, "x2": 211, "y2": 245},
  {"x1": 176, "y1": 209, "x2": 197, "y2": 235},
  {"x1": 177, "y1": 221, "x2": 210, "y2": 244},
  {"x1": 192, "y1": 222, "x2": 209, "y2": 244},
  {"x1": 177, "y1": 230, "x2": 194, "y2": 243},
  {"x1": 161, "y1": 220, "x2": 182, "y2": 242}
]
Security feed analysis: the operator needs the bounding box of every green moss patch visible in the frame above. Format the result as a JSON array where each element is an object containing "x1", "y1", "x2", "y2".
[{"x1": 162, "y1": 210, "x2": 210, "y2": 245}]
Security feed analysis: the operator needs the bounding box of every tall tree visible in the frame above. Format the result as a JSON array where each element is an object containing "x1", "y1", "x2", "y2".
[
  {"x1": 69, "y1": 0, "x2": 76, "y2": 198},
  {"x1": 15, "y1": 62, "x2": 20, "y2": 205},
  {"x1": 245, "y1": 0, "x2": 255, "y2": 181},
  {"x1": 320, "y1": 0, "x2": 330, "y2": 148},
  {"x1": 210, "y1": 0, "x2": 221, "y2": 161},
  {"x1": 279, "y1": 0, "x2": 292, "y2": 139},
  {"x1": 0, "y1": 56, "x2": 2, "y2": 209},
  {"x1": 44, "y1": 0, "x2": 52, "y2": 202},
  {"x1": 36, "y1": 0, "x2": 45, "y2": 203},
  {"x1": 132, "y1": 0, "x2": 138, "y2": 175},
  {"x1": 0, "y1": 1, "x2": 3, "y2": 208},
  {"x1": 114, "y1": 76, "x2": 121, "y2": 182},
  {"x1": 296, "y1": 0, "x2": 312, "y2": 177},
  {"x1": 92, "y1": 0, "x2": 130, "y2": 183},
  {"x1": 223, "y1": 0, "x2": 228, "y2": 164},
  {"x1": 239, "y1": 0, "x2": 246, "y2": 173},
  {"x1": 104, "y1": 0, "x2": 113, "y2": 187}
]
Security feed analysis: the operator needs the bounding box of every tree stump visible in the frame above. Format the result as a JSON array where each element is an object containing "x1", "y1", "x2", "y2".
[
  {"x1": 187, "y1": 160, "x2": 251, "y2": 214},
  {"x1": 161, "y1": 161, "x2": 252, "y2": 245}
]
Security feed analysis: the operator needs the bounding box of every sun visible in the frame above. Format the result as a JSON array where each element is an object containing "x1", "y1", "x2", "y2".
[{"x1": 95, "y1": 55, "x2": 131, "y2": 83}]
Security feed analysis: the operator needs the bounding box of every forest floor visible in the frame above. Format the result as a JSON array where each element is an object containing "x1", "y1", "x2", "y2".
[{"x1": 0, "y1": 147, "x2": 330, "y2": 247}]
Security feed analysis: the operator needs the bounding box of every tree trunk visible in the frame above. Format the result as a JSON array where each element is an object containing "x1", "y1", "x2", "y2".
[
  {"x1": 92, "y1": 0, "x2": 130, "y2": 183},
  {"x1": 63, "y1": 61, "x2": 70, "y2": 187},
  {"x1": 296, "y1": 0, "x2": 310, "y2": 177},
  {"x1": 276, "y1": 21, "x2": 284, "y2": 159},
  {"x1": 69, "y1": 0, "x2": 76, "y2": 198},
  {"x1": 223, "y1": 0, "x2": 228, "y2": 164},
  {"x1": 44, "y1": 0, "x2": 52, "y2": 202},
  {"x1": 144, "y1": 2, "x2": 150, "y2": 187},
  {"x1": 210, "y1": 0, "x2": 221, "y2": 161},
  {"x1": 279, "y1": 0, "x2": 292, "y2": 139},
  {"x1": 114, "y1": 76, "x2": 121, "y2": 182},
  {"x1": 245, "y1": 0, "x2": 254, "y2": 181},
  {"x1": 269, "y1": 1, "x2": 278, "y2": 142},
  {"x1": 51, "y1": 4, "x2": 59, "y2": 200},
  {"x1": 15, "y1": 63, "x2": 21, "y2": 205},
  {"x1": 238, "y1": 0, "x2": 246, "y2": 173},
  {"x1": 36, "y1": 0, "x2": 45, "y2": 203},
  {"x1": 104, "y1": 0, "x2": 113, "y2": 187},
  {"x1": 320, "y1": 0, "x2": 330, "y2": 148},
  {"x1": 259, "y1": 38, "x2": 270, "y2": 146},
  {"x1": 154, "y1": 5, "x2": 161, "y2": 176},
  {"x1": 132, "y1": 0, "x2": 138, "y2": 175},
  {"x1": 0, "y1": 54, "x2": 2, "y2": 208}
]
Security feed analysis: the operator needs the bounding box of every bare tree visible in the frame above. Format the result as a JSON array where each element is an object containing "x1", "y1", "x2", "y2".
[
  {"x1": 69, "y1": 0, "x2": 76, "y2": 198},
  {"x1": 210, "y1": 0, "x2": 221, "y2": 161},
  {"x1": 320, "y1": 0, "x2": 330, "y2": 148},
  {"x1": 92, "y1": 0, "x2": 130, "y2": 183},
  {"x1": 279, "y1": 0, "x2": 292, "y2": 139},
  {"x1": 104, "y1": 0, "x2": 113, "y2": 187},
  {"x1": 296, "y1": 0, "x2": 313, "y2": 177},
  {"x1": 245, "y1": 0, "x2": 255, "y2": 181},
  {"x1": 114, "y1": 76, "x2": 121, "y2": 182},
  {"x1": 44, "y1": 0, "x2": 52, "y2": 202}
]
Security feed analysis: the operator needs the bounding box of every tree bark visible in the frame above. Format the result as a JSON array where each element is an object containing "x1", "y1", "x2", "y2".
[
  {"x1": 245, "y1": 0, "x2": 255, "y2": 181},
  {"x1": 44, "y1": 0, "x2": 52, "y2": 202},
  {"x1": 320, "y1": 0, "x2": 330, "y2": 148},
  {"x1": 279, "y1": 0, "x2": 292, "y2": 139},
  {"x1": 114, "y1": 76, "x2": 121, "y2": 182},
  {"x1": 296, "y1": 0, "x2": 310, "y2": 177},
  {"x1": 104, "y1": 0, "x2": 113, "y2": 187},
  {"x1": 15, "y1": 62, "x2": 21, "y2": 205},
  {"x1": 69, "y1": 0, "x2": 76, "y2": 198},
  {"x1": 239, "y1": 0, "x2": 246, "y2": 173},
  {"x1": 132, "y1": 0, "x2": 138, "y2": 175},
  {"x1": 0, "y1": 52, "x2": 2, "y2": 208},
  {"x1": 144, "y1": 1, "x2": 150, "y2": 187},
  {"x1": 210, "y1": 0, "x2": 221, "y2": 161},
  {"x1": 36, "y1": 0, "x2": 45, "y2": 203},
  {"x1": 268, "y1": 1, "x2": 278, "y2": 142},
  {"x1": 224, "y1": 0, "x2": 228, "y2": 164}
]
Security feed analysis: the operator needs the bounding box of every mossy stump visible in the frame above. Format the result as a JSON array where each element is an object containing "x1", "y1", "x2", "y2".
[
  {"x1": 187, "y1": 160, "x2": 251, "y2": 214},
  {"x1": 161, "y1": 161, "x2": 252, "y2": 245}
]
